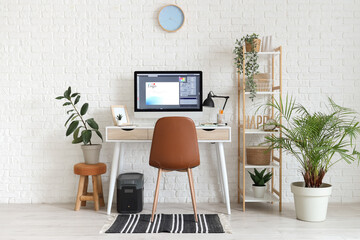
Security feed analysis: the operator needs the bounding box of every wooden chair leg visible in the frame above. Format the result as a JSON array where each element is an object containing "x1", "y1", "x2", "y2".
[
  {"x1": 98, "y1": 175, "x2": 105, "y2": 207},
  {"x1": 75, "y1": 176, "x2": 85, "y2": 211},
  {"x1": 81, "y1": 176, "x2": 88, "y2": 207},
  {"x1": 151, "y1": 168, "x2": 162, "y2": 222},
  {"x1": 187, "y1": 168, "x2": 198, "y2": 222},
  {"x1": 92, "y1": 175, "x2": 99, "y2": 211}
]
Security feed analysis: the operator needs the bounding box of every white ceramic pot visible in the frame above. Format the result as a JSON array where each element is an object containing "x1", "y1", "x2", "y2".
[
  {"x1": 117, "y1": 120, "x2": 122, "y2": 126},
  {"x1": 252, "y1": 185, "x2": 266, "y2": 198},
  {"x1": 291, "y1": 181, "x2": 332, "y2": 222},
  {"x1": 81, "y1": 144, "x2": 102, "y2": 164}
]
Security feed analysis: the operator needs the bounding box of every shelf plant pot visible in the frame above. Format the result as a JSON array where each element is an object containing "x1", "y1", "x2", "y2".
[
  {"x1": 246, "y1": 146, "x2": 271, "y2": 165},
  {"x1": 291, "y1": 181, "x2": 332, "y2": 222},
  {"x1": 81, "y1": 144, "x2": 102, "y2": 165},
  {"x1": 245, "y1": 39, "x2": 261, "y2": 52},
  {"x1": 252, "y1": 185, "x2": 266, "y2": 198}
]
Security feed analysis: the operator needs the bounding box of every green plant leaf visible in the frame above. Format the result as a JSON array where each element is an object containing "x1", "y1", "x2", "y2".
[
  {"x1": 63, "y1": 102, "x2": 71, "y2": 106},
  {"x1": 95, "y1": 130, "x2": 103, "y2": 141},
  {"x1": 55, "y1": 96, "x2": 64, "y2": 100},
  {"x1": 66, "y1": 120, "x2": 79, "y2": 136},
  {"x1": 64, "y1": 113, "x2": 75, "y2": 126},
  {"x1": 86, "y1": 118, "x2": 99, "y2": 130},
  {"x1": 82, "y1": 130, "x2": 92, "y2": 144},
  {"x1": 74, "y1": 95, "x2": 80, "y2": 105},
  {"x1": 73, "y1": 126, "x2": 82, "y2": 140},
  {"x1": 67, "y1": 109, "x2": 74, "y2": 114},
  {"x1": 72, "y1": 137, "x2": 83, "y2": 144},
  {"x1": 68, "y1": 86, "x2": 71, "y2": 96},
  {"x1": 71, "y1": 93, "x2": 79, "y2": 98},
  {"x1": 80, "y1": 103, "x2": 89, "y2": 116},
  {"x1": 64, "y1": 90, "x2": 70, "y2": 100}
]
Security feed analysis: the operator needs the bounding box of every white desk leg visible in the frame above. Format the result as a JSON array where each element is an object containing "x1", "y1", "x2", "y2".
[
  {"x1": 117, "y1": 143, "x2": 125, "y2": 175},
  {"x1": 215, "y1": 144, "x2": 225, "y2": 203},
  {"x1": 217, "y1": 142, "x2": 231, "y2": 215},
  {"x1": 107, "y1": 142, "x2": 121, "y2": 215}
]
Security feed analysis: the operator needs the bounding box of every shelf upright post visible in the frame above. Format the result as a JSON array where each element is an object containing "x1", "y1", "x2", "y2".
[
  {"x1": 241, "y1": 45, "x2": 246, "y2": 212},
  {"x1": 279, "y1": 46, "x2": 283, "y2": 212},
  {"x1": 271, "y1": 54, "x2": 275, "y2": 202},
  {"x1": 237, "y1": 73, "x2": 241, "y2": 204}
]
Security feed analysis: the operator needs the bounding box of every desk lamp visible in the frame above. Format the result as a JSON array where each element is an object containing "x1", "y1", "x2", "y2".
[{"x1": 203, "y1": 91, "x2": 229, "y2": 125}]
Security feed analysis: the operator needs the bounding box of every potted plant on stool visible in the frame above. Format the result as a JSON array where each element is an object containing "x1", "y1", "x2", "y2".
[
  {"x1": 263, "y1": 96, "x2": 360, "y2": 221},
  {"x1": 248, "y1": 168, "x2": 272, "y2": 198},
  {"x1": 56, "y1": 86, "x2": 103, "y2": 164}
]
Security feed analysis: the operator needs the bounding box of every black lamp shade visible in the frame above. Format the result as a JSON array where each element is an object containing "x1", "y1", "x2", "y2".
[{"x1": 203, "y1": 93, "x2": 215, "y2": 107}]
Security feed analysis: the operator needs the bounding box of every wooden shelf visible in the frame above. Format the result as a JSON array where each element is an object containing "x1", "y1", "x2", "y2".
[
  {"x1": 241, "y1": 191, "x2": 279, "y2": 203},
  {"x1": 244, "y1": 91, "x2": 280, "y2": 95},
  {"x1": 241, "y1": 129, "x2": 279, "y2": 134},
  {"x1": 245, "y1": 52, "x2": 280, "y2": 55},
  {"x1": 241, "y1": 162, "x2": 280, "y2": 169},
  {"x1": 238, "y1": 45, "x2": 283, "y2": 212}
]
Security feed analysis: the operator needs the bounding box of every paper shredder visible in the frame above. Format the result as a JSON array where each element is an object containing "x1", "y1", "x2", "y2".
[{"x1": 117, "y1": 172, "x2": 144, "y2": 213}]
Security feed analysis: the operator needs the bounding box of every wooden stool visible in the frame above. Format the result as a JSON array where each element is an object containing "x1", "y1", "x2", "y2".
[{"x1": 74, "y1": 163, "x2": 106, "y2": 211}]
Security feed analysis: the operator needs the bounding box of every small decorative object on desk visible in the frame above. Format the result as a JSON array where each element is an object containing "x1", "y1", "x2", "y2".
[
  {"x1": 248, "y1": 168, "x2": 272, "y2": 198},
  {"x1": 55, "y1": 86, "x2": 103, "y2": 164},
  {"x1": 116, "y1": 114, "x2": 123, "y2": 126},
  {"x1": 217, "y1": 110, "x2": 226, "y2": 126},
  {"x1": 111, "y1": 105, "x2": 131, "y2": 126}
]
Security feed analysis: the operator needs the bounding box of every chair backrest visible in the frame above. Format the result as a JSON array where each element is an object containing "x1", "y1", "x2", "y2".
[{"x1": 149, "y1": 117, "x2": 200, "y2": 170}]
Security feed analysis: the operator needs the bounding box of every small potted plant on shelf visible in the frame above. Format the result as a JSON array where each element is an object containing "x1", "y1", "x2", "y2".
[
  {"x1": 55, "y1": 86, "x2": 103, "y2": 164},
  {"x1": 248, "y1": 168, "x2": 272, "y2": 198},
  {"x1": 263, "y1": 96, "x2": 360, "y2": 222},
  {"x1": 234, "y1": 33, "x2": 261, "y2": 100}
]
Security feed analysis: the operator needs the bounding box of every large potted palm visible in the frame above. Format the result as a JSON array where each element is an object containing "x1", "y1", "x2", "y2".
[{"x1": 263, "y1": 96, "x2": 360, "y2": 222}]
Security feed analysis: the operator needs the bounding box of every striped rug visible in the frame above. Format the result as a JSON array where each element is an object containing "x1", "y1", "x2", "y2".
[{"x1": 102, "y1": 214, "x2": 225, "y2": 234}]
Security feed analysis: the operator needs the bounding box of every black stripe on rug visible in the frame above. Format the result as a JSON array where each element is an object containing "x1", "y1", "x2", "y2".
[{"x1": 105, "y1": 214, "x2": 225, "y2": 233}]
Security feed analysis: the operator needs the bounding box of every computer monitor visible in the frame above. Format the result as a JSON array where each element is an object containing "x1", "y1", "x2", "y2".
[{"x1": 134, "y1": 71, "x2": 203, "y2": 118}]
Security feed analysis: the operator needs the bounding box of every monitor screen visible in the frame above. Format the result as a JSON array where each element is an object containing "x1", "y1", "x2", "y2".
[{"x1": 134, "y1": 71, "x2": 202, "y2": 112}]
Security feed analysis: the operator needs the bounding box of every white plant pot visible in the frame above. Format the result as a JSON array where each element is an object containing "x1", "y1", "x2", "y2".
[
  {"x1": 291, "y1": 181, "x2": 332, "y2": 222},
  {"x1": 252, "y1": 185, "x2": 266, "y2": 198},
  {"x1": 116, "y1": 120, "x2": 122, "y2": 126},
  {"x1": 81, "y1": 144, "x2": 102, "y2": 165}
]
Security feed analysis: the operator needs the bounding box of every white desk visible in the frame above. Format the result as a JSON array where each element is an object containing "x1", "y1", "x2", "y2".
[{"x1": 105, "y1": 126, "x2": 231, "y2": 215}]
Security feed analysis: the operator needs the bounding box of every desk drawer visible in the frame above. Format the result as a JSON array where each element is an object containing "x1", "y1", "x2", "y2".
[
  {"x1": 147, "y1": 128, "x2": 229, "y2": 141},
  {"x1": 196, "y1": 129, "x2": 229, "y2": 141},
  {"x1": 107, "y1": 128, "x2": 149, "y2": 140}
]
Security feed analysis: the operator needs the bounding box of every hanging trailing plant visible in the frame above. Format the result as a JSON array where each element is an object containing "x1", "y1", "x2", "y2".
[{"x1": 234, "y1": 33, "x2": 260, "y2": 101}]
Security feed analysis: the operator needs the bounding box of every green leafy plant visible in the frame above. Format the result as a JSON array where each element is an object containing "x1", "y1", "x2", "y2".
[
  {"x1": 248, "y1": 168, "x2": 272, "y2": 186},
  {"x1": 55, "y1": 86, "x2": 103, "y2": 145},
  {"x1": 116, "y1": 114, "x2": 123, "y2": 121},
  {"x1": 234, "y1": 33, "x2": 260, "y2": 101},
  {"x1": 262, "y1": 95, "x2": 360, "y2": 188}
]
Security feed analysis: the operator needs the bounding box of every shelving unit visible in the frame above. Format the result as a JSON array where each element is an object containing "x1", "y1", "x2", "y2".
[{"x1": 237, "y1": 46, "x2": 283, "y2": 212}]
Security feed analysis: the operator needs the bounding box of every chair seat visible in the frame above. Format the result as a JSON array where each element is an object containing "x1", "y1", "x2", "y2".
[{"x1": 74, "y1": 163, "x2": 106, "y2": 176}]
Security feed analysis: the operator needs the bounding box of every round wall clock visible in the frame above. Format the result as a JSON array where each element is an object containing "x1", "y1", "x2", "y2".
[{"x1": 158, "y1": 5, "x2": 185, "y2": 32}]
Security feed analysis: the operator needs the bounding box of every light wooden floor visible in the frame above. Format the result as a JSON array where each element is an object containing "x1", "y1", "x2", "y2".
[{"x1": 1, "y1": 202, "x2": 360, "y2": 240}]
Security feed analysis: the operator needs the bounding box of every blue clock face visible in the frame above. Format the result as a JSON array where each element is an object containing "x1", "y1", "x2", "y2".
[{"x1": 158, "y1": 5, "x2": 184, "y2": 32}]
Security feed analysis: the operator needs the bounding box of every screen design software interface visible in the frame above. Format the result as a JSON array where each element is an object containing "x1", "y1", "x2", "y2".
[{"x1": 136, "y1": 72, "x2": 202, "y2": 111}]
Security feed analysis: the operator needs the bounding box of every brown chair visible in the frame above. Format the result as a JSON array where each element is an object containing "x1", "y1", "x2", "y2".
[{"x1": 149, "y1": 117, "x2": 200, "y2": 222}]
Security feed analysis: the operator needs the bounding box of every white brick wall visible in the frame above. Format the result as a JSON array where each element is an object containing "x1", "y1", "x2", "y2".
[{"x1": 1, "y1": 0, "x2": 360, "y2": 204}]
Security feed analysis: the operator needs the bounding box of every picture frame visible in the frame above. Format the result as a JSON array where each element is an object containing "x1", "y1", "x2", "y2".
[{"x1": 110, "y1": 105, "x2": 131, "y2": 126}]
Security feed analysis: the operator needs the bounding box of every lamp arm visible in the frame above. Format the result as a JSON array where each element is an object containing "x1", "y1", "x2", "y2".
[
  {"x1": 222, "y1": 97, "x2": 229, "y2": 110},
  {"x1": 212, "y1": 95, "x2": 230, "y2": 110}
]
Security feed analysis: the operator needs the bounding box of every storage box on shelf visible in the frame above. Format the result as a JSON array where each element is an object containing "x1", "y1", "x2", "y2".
[{"x1": 237, "y1": 46, "x2": 283, "y2": 211}]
